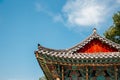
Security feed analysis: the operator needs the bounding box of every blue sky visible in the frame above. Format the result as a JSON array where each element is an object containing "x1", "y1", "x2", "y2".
[{"x1": 0, "y1": 0, "x2": 120, "y2": 80}]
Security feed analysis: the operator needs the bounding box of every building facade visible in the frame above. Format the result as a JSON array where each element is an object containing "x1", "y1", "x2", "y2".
[{"x1": 35, "y1": 29, "x2": 120, "y2": 80}]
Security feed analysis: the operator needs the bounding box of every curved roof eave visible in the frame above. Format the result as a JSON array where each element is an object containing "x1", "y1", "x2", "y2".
[{"x1": 37, "y1": 29, "x2": 120, "y2": 53}]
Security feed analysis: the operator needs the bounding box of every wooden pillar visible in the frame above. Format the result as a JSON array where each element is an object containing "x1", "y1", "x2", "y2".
[
  {"x1": 114, "y1": 66, "x2": 118, "y2": 80},
  {"x1": 62, "y1": 66, "x2": 64, "y2": 80},
  {"x1": 86, "y1": 66, "x2": 88, "y2": 80}
]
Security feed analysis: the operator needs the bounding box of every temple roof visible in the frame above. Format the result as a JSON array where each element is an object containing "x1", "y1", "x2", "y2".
[
  {"x1": 35, "y1": 29, "x2": 120, "y2": 80},
  {"x1": 36, "y1": 28, "x2": 120, "y2": 59}
]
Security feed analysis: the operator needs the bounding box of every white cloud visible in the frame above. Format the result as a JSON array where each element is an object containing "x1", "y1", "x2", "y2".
[
  {"x1": 34, "y1": 2, "x2": 64, "y2": 24},
  {"x1": 117, "y1": 0, "x2": 120, "y2": 3},
  {"x1": 35, "y1": 2, "x2": 43, "y2": 12},
  {"x1": 62, "y1": 0, "x2": 108, "y2": 27},
  {"x1": 34, "y1": 2, "x2": 54, "y2": 17},
  {"x1": 35, "y1": 0, "x2": 120, "y2": 29},
  {"x1": 53, "y1": 14, "x2": 63, "y2": 22}
]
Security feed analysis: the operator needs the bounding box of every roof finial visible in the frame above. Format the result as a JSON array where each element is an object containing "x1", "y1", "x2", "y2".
[
  {"x1": 93, "y1": 28, "x2": 97, "y2": 33},
  {"x1": 38, "y1": 43, "x2": 40, "y2": 46}
]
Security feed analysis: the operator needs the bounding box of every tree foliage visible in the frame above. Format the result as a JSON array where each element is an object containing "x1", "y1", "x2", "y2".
[{"x1": 104, "y1": 12, "x2": 120, "y2": 44}]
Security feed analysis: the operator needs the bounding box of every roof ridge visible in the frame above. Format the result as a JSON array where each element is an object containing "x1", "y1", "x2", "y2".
[
  {"x1": 38, "y1": 44, "x2": 66, "y2": 52},
  {"x1": 37, "y1": 28, "x2": 120, "y2": 53}
]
